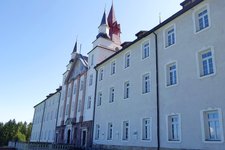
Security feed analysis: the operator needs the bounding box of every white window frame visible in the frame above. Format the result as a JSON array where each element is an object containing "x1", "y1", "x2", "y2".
[
  {"x1": 107, "y1": 122, "x2": 113, "y2": 140},
  {"x1": 165, "y1": 61, "x2": 178, "y2": 87},
  {"x1": 99, "y1": 68, "x2": 104, "y2": 81},
  {"x1": 164, "y1": 24, "x2": 176, "y2": 49},
  {"x1": 111, "y1": 61, "x2": 116, "y2": 75},
  {"x1": 78, "y1": 100, "x2": 81, "y2": 112},
  {"x1": 89, "y1": 74, "x2": 93, "y2": 86},
  {"x1": 142, "y1": 40, "x2": 150, "y2": 59},
  {"x1": 109, "y1": 87, "x2": 115, "y2": 103},
  {"x1": 166, "y1": 113, "x2": 182, "y2": 143},
  {"x1": 197, "y1": 47, "x2": 216, "y2": 79},
  {"x1": 142, "y1": 73, "x2": 150, "y2": 94},
  {"x1": 124, "y1": 52, "x2": 130, "y2": 68},
  {"x1": 200, "y1": 108, "x2": 224, "y2": 143},
  {"x1": 122, "y1": 121, "x2": 129, "y2": 141},
  {"x1": 193, "y1": 4, "x2": 211, "y2": 34},
  {"x1": 97, "y1": 91, "x2": 102, "y2": 106},
  {"x1": 80, "y1": 80, "x2": 84, "y2": 91},
  {"x1": 87, "y1": 96, "x2": 91, "y2": 109},
  {"x1": 142, "y1": 118, "x2": 152, "y2": 141},
  {"x1": 95, "y1": 124, "x2": 100, "y2": 140},
  {"x1": 124, "y1": 81, "x2": 130, "y2": 99},
  {"x1": 91, "y1": 54, "x2": 94, "y2": 66}
]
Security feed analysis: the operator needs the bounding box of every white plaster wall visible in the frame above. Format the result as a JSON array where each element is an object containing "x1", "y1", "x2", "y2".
[
  {"x1": 156, "y1": 0, "x2": 225, "y2": 149},
  {"x1": 30, "y1": 102, "x2": 45, "y2": 142},
  {"x1": 40, "y1": 92, "x2": 60, "y2": 143},
  {"x1": 93, "y1": 35, "x2": 158, "y2": 148}
]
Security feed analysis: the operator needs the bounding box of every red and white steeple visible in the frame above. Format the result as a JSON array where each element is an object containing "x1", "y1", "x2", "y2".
[{"x1": 107, "y1": 2, "x2": 121, "y2": 45}]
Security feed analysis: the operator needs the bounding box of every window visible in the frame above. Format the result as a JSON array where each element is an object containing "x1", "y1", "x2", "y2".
[
  {"x1": 125, "y1": 52, "x2": 130, "y2": 68},
  {"x1": 168, "y1": 114, "x2": 181, "y2": 141},
  {"x1": 89, "y1": 74, "x2": 93, "y2": 86},
  {"x1": 78, "y1": 100, "x2": 81, "y2": 112},
  {"x1": 198, "y1": 49, "x2": 215, "y2": 77},
  {"x1": 142, "y1": 118, "x2": 151, "y2": 140},
  {"x1": 142, "y1": 73, "x2": 150, "y2": 94},
  {"x1": 65, "y1": 104, "x2": 69, "y2": 115},
  {"x1": 124, "y1": 81, "x2": 130, "y2": 99},
  {"x1": 87, "y1": 96, "x2": 91, "y2": 109},
  {"x1": 109, "y1": 87, "x2": 115, "y2": 103},
  {"x1": 91, "y1": 54, "x2": 94, "y2": 66},
  {"x1": 201, "y1": 109, "x2": 223, "y2": 142},
  {"x1": 97, "y1": 92, "x2": 102, "y2": 106},
  {"x1": 80, "y1": 80, "x2": 84, "y2": 91},
  {"x1": 111, "y1": 61, "x2": 116, "y2": 75},
  {"x1": 195, "y1": 6, "x2": 210, "y2": 32},
  {"x1": 73, "y1": 83, "x2": 76, "y2": 94},
  {"x1": 165, "y1": 26, "x2": 175, "y2": 47},
  {"x1": 122, "y1": 121, "x2": 129, "y2": 140},
  {"x1": 107, "y1": 123, "x2": 113, "y2": 140},
  {"x1": 166, "y1": 62, "x2": 177, "y2": 86},
  {"x1": 95, "y1": 124, "x2": 100, "y2": 140},
  {"x1": 99, "y1": 68, "x2": 104, "y2": 81},
  {"x1": 142, "y1": 42, "x2": 150, "y2": 59},
  {"x1": 67, "y1": 86, "x2": 71, "y2": 98}
]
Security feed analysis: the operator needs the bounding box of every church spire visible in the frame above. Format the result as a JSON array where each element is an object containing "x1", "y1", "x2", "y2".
[
  {"x1": 107, "y1": 3, "x2": 121, "y2": 45},
  {"x1": 100, "y1": 10, "x2": 107, "y2": 26},
  {"x1": 72, "y1": 40, "x2": 78, "y2": 53},
  {"x1": 97, "y1": 10, "x2": 109, "y2": 39},
  {"x1": 108, "y1": 2, "x2": 116, "y2": 27}
]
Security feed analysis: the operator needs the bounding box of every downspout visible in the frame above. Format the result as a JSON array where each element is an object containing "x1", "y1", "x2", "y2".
[
  {"x1": 153, "y1": 32, "x2": 160, "y2": 150},
  {"x1": 91, "y1": 68, "x2": 98, "y2": 148}
]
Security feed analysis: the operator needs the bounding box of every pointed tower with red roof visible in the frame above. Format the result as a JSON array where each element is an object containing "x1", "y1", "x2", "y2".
[{"x1": 107, "y1": 2, "x2": 121, "y2": 45}]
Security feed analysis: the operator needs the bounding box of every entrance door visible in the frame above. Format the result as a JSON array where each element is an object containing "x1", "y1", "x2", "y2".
[
  {"x1": 81, "y1": 130, "x2": 87, "y2": 147},
  {"x1": 67, "y1": 129, "x2": 71, "y2": 144}
]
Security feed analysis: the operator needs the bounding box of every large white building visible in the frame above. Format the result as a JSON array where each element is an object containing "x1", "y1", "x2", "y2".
[
  {"x1": 30, "y1": 0, "x2": 225, "y2": 149},
  {"x1": 93, "y1": 0, "x2": 225, "y2": 149}
]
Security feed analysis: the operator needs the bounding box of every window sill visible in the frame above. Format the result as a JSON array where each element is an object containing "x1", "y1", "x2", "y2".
[
  {"x1": 194, "y1": 26, "x2": 211, "y2": 35},
  {"x1": 199, "y1": 72, "x2": 216, "y2": 80}
]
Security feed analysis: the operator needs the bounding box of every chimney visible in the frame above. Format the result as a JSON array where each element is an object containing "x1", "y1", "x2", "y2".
[{"x1": 180, "y1": 0, "x2": 197, "y2": 8}]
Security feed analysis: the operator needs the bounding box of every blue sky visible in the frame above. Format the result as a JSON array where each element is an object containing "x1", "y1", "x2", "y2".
[{"x1": 0, "y1": 0, "x2": 182, "y2": 123}]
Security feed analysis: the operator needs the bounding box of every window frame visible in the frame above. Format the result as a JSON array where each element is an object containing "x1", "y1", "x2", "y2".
[
  {"x1": 122, "y1": 121, "x2": 129, "y2": 141},
  {"x1": 164, "y1": 24, "x2": 176, "y2": 49},
  {"x1": 111, "y1": 60, "x2": 116, "y2": 75},
  {"x1": 193, "y1": 4, "x2": 211, "y2": 34},
  {"x1": 200, "y1": 108, "x2": 224, "y2": 143},
  {"x1": 124, "y1": 52, "x2": 131, "y2": 68},
  {"x1": 95, "y1": 124, "x2": 100, "y2": 140},
  {"x1": 196, "y1": 47, "x2": 216, "y2": 79},
  {"x1": 165, "y1": 61, "x2": 178, "y2": 87},
  {"x1": 107, "y1": 122, "x2": 113, "y2": 140},
  {"x1": 109, "y1": 87, "x2": 115, "y2": 103},
  {"x1": 142, "y1": 40, "x2": 150, "y2": 59},
  {"x1": 89, "y1": 74, "x2": 93, "y2": 86},
  {"x1": 166, "y1": 113, "x2": 182, "y2": 143},
  {"x1": 99, "y1": 68, "x2": 104, "y2": 81},
  {"x1": 124, "y1": 81, "x2": 130, "y2": 99},
  {"x1": 87, "y1": 96, "x2": 91, "y2": 109},
  {"x1": 97, "y1": 91, "x2": 102, "y2": 106},
  {"x1": 142, "y1": 73, "x2": 151, "y2": 94},
  {"x1": 141, "y1": 118, "x2": 152, "y2": 141}
]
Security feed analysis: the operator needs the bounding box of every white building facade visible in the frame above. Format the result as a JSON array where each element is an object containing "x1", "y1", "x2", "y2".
[
  {"x1": 30, "y1": 0, "x2": 225, "y2": 149},
  {"x1": 93, "y1": 0, "x2": 225, "y2": 149},
  {"x1": 30, "y1": 87, "x2": 61, "y2": 142}
]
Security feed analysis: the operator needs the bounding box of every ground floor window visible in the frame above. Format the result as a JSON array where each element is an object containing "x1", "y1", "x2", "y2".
[
  {"x1": 167, "y1": 114, "x2": 181, "y2": 142},
  {"x1": 201, "y1": 109, "x2": 224, "y2": 142}
]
